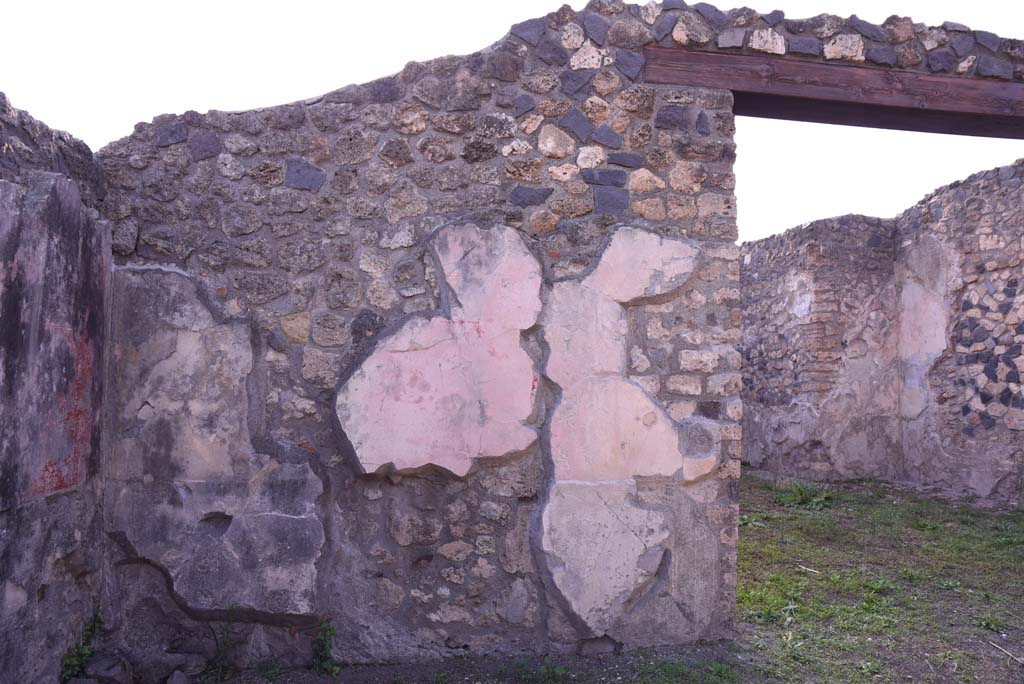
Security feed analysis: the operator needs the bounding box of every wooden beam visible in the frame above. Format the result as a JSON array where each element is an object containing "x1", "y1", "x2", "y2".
[{"x1": 643, "y1": 47, "x2": 1024, "y2": 139}]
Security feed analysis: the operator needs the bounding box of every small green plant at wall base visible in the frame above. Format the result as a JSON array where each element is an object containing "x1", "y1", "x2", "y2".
[
  {"x1": 60, "y1": 610, "x2": 103, "y2": 683},
  {"x1": 197, "y1": 659, "x2": 233, "y2": 684},
  {"x1": 311, "y1": 620, "x2": 342, "y2": 676},
  {"x1": 511, "y1": 657, "x2": 530, "y2": 681},
  {"x1": 536, "y1": 657, "x2": 570, "y2": 683},
  {"x1": 255, "y1": 659, "x2": 284, "y2": 683},
  {"x1": 197, "y1": 625, "x2": 238, "y2": 684}
]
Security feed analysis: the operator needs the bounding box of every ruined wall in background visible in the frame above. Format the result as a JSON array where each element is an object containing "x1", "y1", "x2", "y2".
[
  {"x1": 741, "y1": 216, "x2": 901, "y2": 481},
  {"x1": 0, "y1": 97, "x2": 110, "y2": 682},
  {"x1": 742, "y1": 164, "x2": 1024, "y2": 504},
  {"x1": 897, "y1": 162, "x2": 1024, "y2": 502},
  {"x1": 95, "y1": 1, "x2": 740, "y2": 675}
]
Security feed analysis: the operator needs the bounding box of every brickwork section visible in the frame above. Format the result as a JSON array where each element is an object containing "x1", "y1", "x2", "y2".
[
  {"x1": 741, "y1": 217, "x2": 902, "y2": 480},
  {"x1": 742, "y1": 216, "x2": 896, "y2": 407}
]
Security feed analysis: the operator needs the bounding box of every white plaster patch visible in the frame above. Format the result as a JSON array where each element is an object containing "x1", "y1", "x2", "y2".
[
  {"x1": 541, "y1": 481, "x2": 669, "y2": 634},
  {"x1": 543, "y1": 282, "x2": 628, "y2": 388},
  {"x1": 785, "y1": 272, "x2": 812, "y2": 318},
  {"x1": 543, "y1": 227, "x2": 708, "y2": 484},
  {"x1": 899, "y1": 280, "x2": 948, "y2": 365},
  {"x1": 1, "y1": 582, "x2": 27, "y2": 618}
]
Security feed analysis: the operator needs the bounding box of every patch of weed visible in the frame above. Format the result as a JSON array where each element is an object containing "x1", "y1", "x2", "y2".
[
  {"x1": 974, "y1": 614, "x2": 1008, "y2": 633},
  {"x1": 310, "y1": 621, "x2": 341, "y2": 676},
  {"x1": 536, "y1": 657, "x2": 569, "y2": 683},
  {"x1": 898, "y1": 566, "x2": 926, "y2": 583},
  {"x1": 60, "y1": 610, "x2": 103, "y2": 683},
  {"x1": 740, "y1": 513, "x2": 773, "y2": 528},
  {"x1": 909, "y1": 519, "x2": 940, "y2": 531},
  {"x1": 864, "y1": 577, "x2": 896, "y2": 594},
  {"x1": 774, "y1": 480, "x2": 833, "y2": 510},
  {"x1": 857, "y1": 659, "x2": 881, "y2": 675},
  {"x1": 794, "y1": 511, "x2": 840, "y2": 542},
  {"x1": 197, "y1": 626, "x2": 238, "y2": 684},
  {"x1": 738, "y1": 572, "x2": 804, "y2": 625}
]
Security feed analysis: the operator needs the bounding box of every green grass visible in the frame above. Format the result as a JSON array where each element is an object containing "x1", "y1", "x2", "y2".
[
  {"x1": 738, "y1": 475, "x2": 1024, "y2": 683},
  {"x1": 773, "y1": 480, "x2": 834, "y2": 510}
]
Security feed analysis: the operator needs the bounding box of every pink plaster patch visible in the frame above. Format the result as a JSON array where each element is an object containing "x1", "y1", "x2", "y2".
[
  {"x1": 543, "y1": 227, "x2": 707, "y2": 482},
  {"x1": 584, "y1": 228, "x2": 700, "y2": 304},
  {"x1": 336, "y1": 225, "x2": 542, "y2": 477},
  {"x1": 549, "y1": 376, "x2": 684, "y2": 480},
  {"x1": 540, "y1": 227, "x2": 715, "y2": 637}
]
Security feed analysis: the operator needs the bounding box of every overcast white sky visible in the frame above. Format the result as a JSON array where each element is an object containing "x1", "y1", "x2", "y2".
[{"x1": 5, "y1": 1, "x2": 1024, "y2": 242}]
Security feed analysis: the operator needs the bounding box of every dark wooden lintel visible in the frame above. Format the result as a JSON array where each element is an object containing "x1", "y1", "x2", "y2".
[{"x1": 643, "y1": 47, "x2": 1024, "y2": 139}]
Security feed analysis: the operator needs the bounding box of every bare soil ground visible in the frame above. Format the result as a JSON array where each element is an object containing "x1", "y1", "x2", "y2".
[{"x1": 220, "y1": 473, "x2": 1024, "y2": 684}]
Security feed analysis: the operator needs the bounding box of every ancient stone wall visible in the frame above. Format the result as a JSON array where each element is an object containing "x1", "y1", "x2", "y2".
[
  {"x1": 0, "y1": 98, "x2": 110, "y2": 682},
  {"x1": 897, "y1": 162, "x2": 1024, "y2": 502},
  {"x1": 94, "y1": 1, "x2": 741, "y2": 674},
  {"x1": 742, "y1": 164, "x2": 1024, "y2": 504},
  {"x1": 4, "y1": 0, "x2": 1024, "y2": 679},
  {"x1": 741, "y1": 216, "x2": 901, "y2": 481}
]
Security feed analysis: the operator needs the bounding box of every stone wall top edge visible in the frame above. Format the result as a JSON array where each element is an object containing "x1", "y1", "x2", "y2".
[
  {"x1": 98, "y1": 0, "x2": 1024, "y2": 155},
  {"x1": 744, "y1": 153, "x2": 1024, "y2": 251},
  {"x1": 0, "y1": 91, "x2": 105, "y2": 206},
  {"x1": 0, "y1": 92, "x2": 95, "y2": 156},
  {"x1": 740, "y1": 213, "x2": 895, "y2": 251},
  {"x1": 895, "y1": 156, "x2": 1024, "y2": 221}
]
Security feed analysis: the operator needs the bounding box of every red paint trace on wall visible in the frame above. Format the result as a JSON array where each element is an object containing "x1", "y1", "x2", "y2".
[{"x1": 28, "y1": 322, "x2": 94, "y2": 496}]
